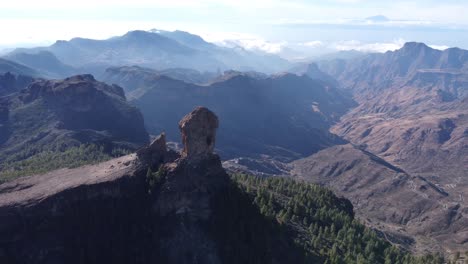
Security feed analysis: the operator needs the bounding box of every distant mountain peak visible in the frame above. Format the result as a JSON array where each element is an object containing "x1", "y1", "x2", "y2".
[
  {"x1": 122, "y1": 30, "x2": 162, "y2": 40},
  {"x1": 401, "y1": 41, "x2": 431, "y2": 51},
  {"x1": 11, "y1": 29, "x2": 290, "y2": 74},
  {"x1": 365, "y1": 15, "x2": 390, "y2": 22},
  {"x1": 149, "y1": 29, "x2": 213, "y2": 49}
]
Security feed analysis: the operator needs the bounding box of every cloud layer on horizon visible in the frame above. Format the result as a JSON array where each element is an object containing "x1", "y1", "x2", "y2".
[{"x1": 0, "y1": 1, "x2": 466, "y2": 58}]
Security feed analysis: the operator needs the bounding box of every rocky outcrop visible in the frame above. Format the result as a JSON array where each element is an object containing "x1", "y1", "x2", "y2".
[
  {"x1": 127, "y1": 72, "x2": 353, "y2": 161},
  {"x1": 0, "y1": 74, "x2": 149, "y2": 180},
  {"x1": 0, "y1": 107, "x2": 287, "y2": 264},
  {"x1": 149, "y1": 107, "x2": 227, "y2": 263},
  {"x1": 136, "y1": 133, "x2": 178, "y2": 170},
  {"x1": 0, "y1": 154, "x2": 150, "y2": 264},
  {"x1": 179, "y1": 106, "x2": 219, "y2": 158}
]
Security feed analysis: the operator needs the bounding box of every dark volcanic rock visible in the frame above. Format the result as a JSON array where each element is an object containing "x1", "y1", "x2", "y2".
[
  {"x1": 0, "y1": 107, "x2": 296, "y2": 264},
  {"x1": 136, "y1": 133, "x2": 179, "y2": 170},
  {"x1": 0, "y1": 154, "x2": 151, "y2": 264},
  {"x1": 179, "y1": 106, "x2": 219, "y2": 158},
  {"x1": 154, "y1": 153, "x2": 229, "y2": 264},
  {"x1": 122, "y1": 71, "x2": 354, "y2": 161}
]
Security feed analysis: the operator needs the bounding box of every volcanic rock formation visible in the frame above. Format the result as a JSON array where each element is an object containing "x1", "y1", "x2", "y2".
[
  {"x1": 179, "y1": 106, "x2": 219, "y2": 158},
  {"x1": 0, "y1": 107, "x2": 294, "y2": 264}
]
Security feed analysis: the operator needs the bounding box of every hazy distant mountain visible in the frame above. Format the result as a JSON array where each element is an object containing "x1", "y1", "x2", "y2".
[
  {"x1": 0, "y1": 72, "x2": 35, "y2": 97},
  {"x1": 151, "y1": 29, "x2": 217, "y2": 50},
  {"x1": 103, "y1": 66, "x2": 219, "y2": 91},
  {"x1": 289, "y1": 62, "x2": 340, "y2": 87},
  {"x1": 4, "y1": 50, "x2": 76, "y2": 78},
  {"x1": 365, "y1": 15, "x2": 390, "y2": 22},
  {"x1": 314, "y1": 50, "x2": 366, "y2": 61},
  {"x1": 319, "y1": 42, "x2": 468, "y2": 95},
  {"x1": 0, "y1": 58, "x2": 38, "y2": 76},
  {"x1": 105, "y1": 69, "x2": 355, "y2": 160},
  {"x1": 9, "y1": 30, "x2": 290, "y2": 75}
]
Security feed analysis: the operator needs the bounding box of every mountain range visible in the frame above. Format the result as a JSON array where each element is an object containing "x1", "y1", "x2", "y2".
[
  {"x1": 0, "y1": 74, "x2": 148, "y2": 182},
  {"x1": 291, "y1": 42, "x2": 468, "y2": 253},
  {"x1": 0, "y1": 107, "x2": 441, "y2": 264},
  {"x1": 4, "y1": 30, "x2": 290, "y2": 78},
  {"x1": 0, "y1": 28, "x2": 466, "y2": 261},
  {"x1": 103, "y1": 67, "x2": 355, "y2": 161}
]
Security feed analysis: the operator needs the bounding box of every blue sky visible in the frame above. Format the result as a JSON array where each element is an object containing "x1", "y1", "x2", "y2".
[{"x1": 1, "y1": 0, "x2": 468, "y2": 58}]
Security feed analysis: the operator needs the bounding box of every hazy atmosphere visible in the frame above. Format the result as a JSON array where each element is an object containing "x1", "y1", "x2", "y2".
[
  {"x1": 2, "y1": 0, "x2": 468, "y2": 59},
  {"x1": 0, "y1": 1, "x2": 467, "y2": 263}
]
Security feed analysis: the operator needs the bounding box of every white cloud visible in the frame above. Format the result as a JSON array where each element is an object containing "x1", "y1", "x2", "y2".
[
  {"x1": 200, "y1": 31, "x2": 287, "y2": 54},
  {"x1": 330, "y1": 39, "x2": 406, "y2": 53},
  {"x1": 299, "y1": 41, "x2": 324, "y2": 48},
  {"x1": 428, "y1": 45, "x2": 450, "y2": 50},
  {"x1": 273, "y1": 17, "x2": 438, "y2": 28}
]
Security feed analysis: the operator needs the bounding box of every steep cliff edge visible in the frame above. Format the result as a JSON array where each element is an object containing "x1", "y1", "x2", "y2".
[{"x1": 0, "y1": 107, "x2": 304, "y2": 264}]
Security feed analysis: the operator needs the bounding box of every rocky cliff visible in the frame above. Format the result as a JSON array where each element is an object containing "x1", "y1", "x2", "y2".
[
  {"x1": 0, "y1": 74, "x2": 149, "y2": 181},
  {"x1": 291, "y1": 144, "x2": 468, "y2": 253},
  {"x1": 309, "y1": 43, "x2": 468, "y2": 253},
  {"x1": 0, "y1": 107, "x2": 303, "y2": 264}
]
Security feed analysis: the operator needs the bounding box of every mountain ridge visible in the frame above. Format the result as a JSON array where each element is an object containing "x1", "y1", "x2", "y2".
[
  {"x1": 0, "y1": 74, "x2": 148, "y2": 182},
  {"x1": 104, "y1": 68, "x2": 355, "y2": 160},
  {"x1": 0, "y1": 107, "x2": 442, "y2": 264},
  {"x1": 307, "y1": 41, "x2": 468, "y2": 253},
  {"x1": 7, "y1": 30, "x2": 290, "y2": 76}
]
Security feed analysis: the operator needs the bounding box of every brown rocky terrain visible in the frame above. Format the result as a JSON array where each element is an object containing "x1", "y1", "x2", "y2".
[
  {"x1": 304, "y1": 42, "x2": 468, "y2": 253},
  {"x1": 290, "y1": 144, "x2": 467, "y2": 254}
]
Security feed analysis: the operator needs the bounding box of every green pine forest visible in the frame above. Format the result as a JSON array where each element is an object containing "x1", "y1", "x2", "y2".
[{"x1": 230, "y1": 174, "x2": 445, "y2": 264}]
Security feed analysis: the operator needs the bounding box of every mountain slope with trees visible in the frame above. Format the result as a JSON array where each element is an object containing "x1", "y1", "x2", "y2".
[{"x1": 0, "y1": 74, "x2": 148, "y2": 182}]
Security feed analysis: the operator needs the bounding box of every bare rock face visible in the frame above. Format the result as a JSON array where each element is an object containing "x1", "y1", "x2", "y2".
[
  {"x1": 137, "y1": 133, "x2": 166, "y2": 165},
  {"x1": 179, "y1": 106, "x2": 219, "y2": 158},
  {"x1": 0, "y1": 106, "x2": 288, "y2": 264}
]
